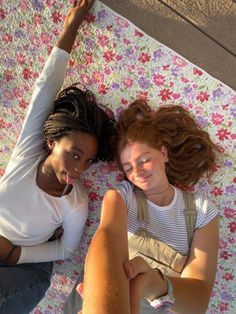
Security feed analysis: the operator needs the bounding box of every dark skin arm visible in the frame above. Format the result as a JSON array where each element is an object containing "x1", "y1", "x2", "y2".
[
  {"x1": 56, "y1": 0, "x2": 95, "y2": 54},
  {"x1": 0, "y1": 0, "x2": 95, "y2": 266}
]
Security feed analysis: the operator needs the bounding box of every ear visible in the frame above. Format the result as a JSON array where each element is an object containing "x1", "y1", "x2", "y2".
[
  {"x1": 47, "y1": 140, "x2": 55, "y2": 151},
  {"x1": 160, "y1": 146, "x2": 169, "y2": 162}
]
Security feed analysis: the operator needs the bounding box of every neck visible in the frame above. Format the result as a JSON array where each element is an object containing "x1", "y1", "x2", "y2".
[{"x1": 144, "y1": 185, "x2": 174, "y2": 206}]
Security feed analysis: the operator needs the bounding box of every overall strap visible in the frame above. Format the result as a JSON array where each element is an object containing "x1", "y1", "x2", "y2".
[
  {"x1": 134, "y1": 187, "x2": 149, "y2": 223},
  {"x1": 182, "y1": 191, "x2": 197, "y2": 247}
]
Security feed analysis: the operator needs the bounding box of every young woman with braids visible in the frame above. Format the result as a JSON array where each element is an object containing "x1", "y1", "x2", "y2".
[
  {"x1": 0, "y1": 1, "x2": 116, "y2": 313},
  {"x1": 69, "y1": 100, "x2": 220, "y2": 314}
]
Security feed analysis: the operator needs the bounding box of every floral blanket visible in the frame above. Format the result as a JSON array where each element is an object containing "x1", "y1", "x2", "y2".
[{"x1": 0, "y1": 1, "x2": 235, "y2": 313}]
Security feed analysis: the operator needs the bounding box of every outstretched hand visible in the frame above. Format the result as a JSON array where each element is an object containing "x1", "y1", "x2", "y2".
[
  {"x1": 56, "y1": 0, "x2": 95, "y2": 53},
  {"x1": 63, "y1": 0, "x2": 95, "y2": 32}
]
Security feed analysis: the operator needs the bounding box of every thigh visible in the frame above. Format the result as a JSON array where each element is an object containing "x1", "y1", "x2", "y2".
[
  {"x1": 63, "y1": 271, "x2": 84, "y2": 314},
  {"x1": 0, "y1": 262, "x2": 53, "y2": 314}
]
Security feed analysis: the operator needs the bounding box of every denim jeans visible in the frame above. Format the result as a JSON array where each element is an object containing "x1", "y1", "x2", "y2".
[
  {"x1": 0, "y1": 261, "x2": 53, "y2": 314},
  {"x1": 63, "y1": 271, "x2": 166, "y2": 314}
]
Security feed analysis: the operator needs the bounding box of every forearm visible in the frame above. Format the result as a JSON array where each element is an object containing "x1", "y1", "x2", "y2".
[
  {"x1": 17, "y1": 239, "x2": 72, "y2": 264},
  {"x1": 83, "y1": 229, "x2": 131, "y2": 314},
  {"x1": 56, "y1": 27, "x2": 78, "y2": 54},
  {"x1": 168, "y1": 276, "x2": 213, "y2": 314}
]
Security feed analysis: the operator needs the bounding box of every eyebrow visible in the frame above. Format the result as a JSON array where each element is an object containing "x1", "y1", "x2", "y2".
[
  {"x1": 71, "y1": 146, "x2": 97, "y2": 159},
  {"x1": 121, "y1": 151, "x2": 150, "y2": 167}
]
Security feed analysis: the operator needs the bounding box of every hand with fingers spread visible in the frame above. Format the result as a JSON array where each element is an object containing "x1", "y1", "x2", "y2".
[
  {"x1": 123, "y1": 257, "x2": 168, "y2": 314},
  {"x1": 56, "y1": 0, "x2": 95, "y2": 53},
  {"x1": 63, "y1": 0, "x2": 95, "y2": 31}
]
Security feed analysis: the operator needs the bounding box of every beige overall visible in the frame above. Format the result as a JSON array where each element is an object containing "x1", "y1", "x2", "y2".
[{"x1": 128, "y1": 188, "x2": 197, "y2": 277}]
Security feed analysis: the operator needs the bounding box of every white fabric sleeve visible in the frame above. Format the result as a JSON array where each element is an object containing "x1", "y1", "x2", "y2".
[
  {"x1": 10, "y1": 47, "x2": 70, "y2": 160},
  {"x1": 195, "y1": 194, "x2": 219, "y2": 229},
  {"x1": 17, "y1": 202, "x2": 88, "y2": 264}
]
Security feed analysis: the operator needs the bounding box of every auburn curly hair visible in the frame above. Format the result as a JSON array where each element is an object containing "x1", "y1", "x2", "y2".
[
  {"x1": 43, "y1": 84, "x2": 117, "y2": 162},
  {"x1": 115, "y1": 100, "x2": 220, "y2": 188}
]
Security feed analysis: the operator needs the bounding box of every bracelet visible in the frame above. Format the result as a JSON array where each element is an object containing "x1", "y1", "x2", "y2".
[
  {"x1": 149, "y1": 269, "x2": 175, "y2": 310},
  {"x1": 4, "y1": 245, "x2": 17, "y2": 265}
]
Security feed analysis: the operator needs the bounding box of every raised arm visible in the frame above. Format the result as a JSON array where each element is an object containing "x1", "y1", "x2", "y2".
[
  {"x1": 82, "y1": 189, "x2": 131, "y2": 314},
  {"x1": 56, "y1": 0, "x2": 95, "y2": 53}
]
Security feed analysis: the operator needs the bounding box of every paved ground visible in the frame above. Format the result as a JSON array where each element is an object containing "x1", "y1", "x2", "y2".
[{"x1": 101, "y1": 0, "x2": 236, "y2": 90}]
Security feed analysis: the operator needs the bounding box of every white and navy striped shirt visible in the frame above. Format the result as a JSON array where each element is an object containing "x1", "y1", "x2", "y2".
[{"x1": 114, "y1": 180, "x2": 218, "y2": 256}]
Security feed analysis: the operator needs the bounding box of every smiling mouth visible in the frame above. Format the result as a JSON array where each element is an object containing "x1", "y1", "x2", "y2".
[{"x1": 135, "y1": 174, "x2": 152, "y2": 183}]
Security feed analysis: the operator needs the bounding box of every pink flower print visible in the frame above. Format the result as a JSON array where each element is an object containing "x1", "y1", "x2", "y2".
[
  {"x1": 86, "y1": 219, "x2": 93, "y2": 227},
  {"x1": 211, "y1": 113, "x2": 224, "y2": 126},
  {"x1": 83, "y1": 178, "x2": 93, "y2": 189},
  {"x1": 158, "y1": 88, "x2": 172, "y2": 101},
  {"x1": 211, "y1": 187, "x2": 223, "y2": 196},
  {"x1": 123, "y1": 78, "x2": 134, "y2": 89},
  {"x1": 136, "y1": 91, "x2": 149, "y2": 102},
  {"x1": 3, "y1": 33, "x2": 12, "y2": 44},
  {"x1": 3, "y1": 90, "x2": 14, "y2": 101},
  {"x1": 0, "y1": 167, "x2": 5, "y2": 177},
  {"x1": 224, "y1": 207, "x2": 236, "y2": 219},
  {"x1": 92, "y1": 71, "x2": 104, "y2": 84},
  {"x1": 134, "y1": 29, "x2": 144, "y2": 37},
  {"x1": 228, "y1": 221, "x2": 236, "y2": 233},
  {"x1": 115, "y1": 17, "x2": 129, "y2": 28},
  {"x1": 193, "y1": 67, "x2": 203, "y2": 76},
  {"x1": 172, "y1": 56, "x2": 188, "y2": 67},
  {"x1": 13, "y1": 87, "x2": 24, "y2": 98},
  {"x1": 172, "y1": 93, "x2": 180, "y2": 100},
  {"x1": 121, "y1": 98, "x2": 128, "y2": 105},
  {"x1": 123, "y1": 38, "x2": 131, "y2": 45},
  {"x1": 98, "y1": 34, "x2": 109, "y2": 47},
  {"x1": 216, "y1": 128, "x2": 230, "y2": 141},
  {"x1": 222, "y1": 272, "x2": 234, "y2": 281},
  {"x1": 16, "y1": 52, "x2": 26, "y2": 65},
  {"x1": 19, "y1": 99, "x2": 28, "y2": 110},
  {"x1": 98, "y1": 84, "x2": 108, "y2": 95},
  {"x1": 33, "y1": 14, "x2": 41, "y2": 26},
  {"x1": 85, "y1": 52, "x2": 93, "y2": 65},
  {"x1": 86, "y1": 13, "x2": 96, "y2": 23},
  {"x1": 153, "y1": 74, "x2": 166, "y2": 86},
  {"x1": 162, "y1": 65, "x2": 170, "y2": 71},
  {"x1": 41, "y1": 32, "x2": 53, "y2": 45},
  {"x1": 138, "y1": 52, "x2": 151, "y2": 64},
  {"x1": 22, "y1": 68, "x2": 33, "y2": 80},
  {"x1": 104, "y1": 50, "x2": 115, "y2": 62},
  {"x1": 88, "y1": 192, "x2": 99, "y2": 201},
  {"x1": 181, "y1": 77, "x2": 189, "y2": 83},
  {"x1": 51, "y1": 11, "x2": 63, "y2": 24},
  {"x1": 4, "y1": 70, "x2": 14, "y2": 82},
  {"x1": 196, "y1": 91, "x2": 209, "y2": 103},
  {"x1": 220, "y1": 250, "x2": 232, "y2": 260},
  {"x1": 0, "y1": 8, "x2": 5, "y2": 19},
  {"x1": 104, "y1": 68, "x2": 111, "y2": 75}
]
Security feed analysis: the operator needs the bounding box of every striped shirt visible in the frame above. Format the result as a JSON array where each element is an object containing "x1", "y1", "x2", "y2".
[{"x1": 114, "y1": 180, "x2": 218, "y2": 256}]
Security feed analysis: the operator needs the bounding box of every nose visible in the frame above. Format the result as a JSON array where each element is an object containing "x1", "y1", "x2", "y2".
[
  {"x1": 74, "y1": 160, "x2": 89, "y2": 175},
  {"x1": 133, "y1": 163, "x2": 144, "y2": 177}
]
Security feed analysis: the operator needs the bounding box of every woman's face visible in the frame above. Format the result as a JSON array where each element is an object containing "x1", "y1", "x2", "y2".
[
  {"x1": 49, "y1": 131, "x2": 98, "y2": 185},
  {"x1": 120, "y1": 142, "x2": 169, "y2": 192}
]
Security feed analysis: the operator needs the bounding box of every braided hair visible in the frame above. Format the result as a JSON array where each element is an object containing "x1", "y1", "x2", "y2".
[
  {"x1": 43, "y1": 84, "x2": 117, "y2": 161},
  {"x1": 116, "y1": 100, "x2": 220, "y2": 188}
]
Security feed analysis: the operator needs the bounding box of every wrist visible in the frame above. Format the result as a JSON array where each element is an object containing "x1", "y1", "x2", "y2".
[
  {"x1": 149, "y1": 271, "x2": 175, "y2": 310},
  {"x1": 6, "y1": 246, "x2": 21, "y2": 265}
]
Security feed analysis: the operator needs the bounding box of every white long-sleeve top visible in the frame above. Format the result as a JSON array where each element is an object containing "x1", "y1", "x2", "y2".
[{"x1": 0, "y1": 47, "x2": 88, "y2": 264}]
